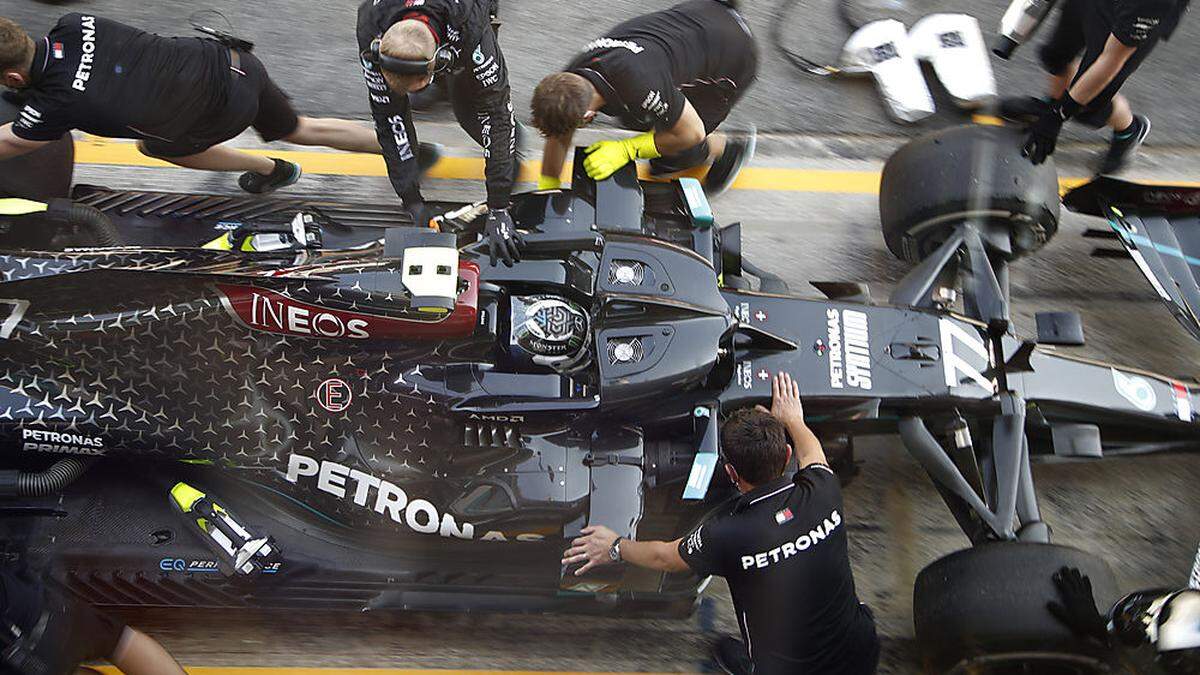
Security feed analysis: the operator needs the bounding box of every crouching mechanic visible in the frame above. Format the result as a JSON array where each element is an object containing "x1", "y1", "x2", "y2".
[
  {"x1": 564, "y1": 373, "x2": 880, "y2": 675},
  {"x1": 531, "y1": 0, "x2": 758, "y2": 196},
  {"x1": 358, "y1": 0, "x2": 524, "y2": 267},
  {"x1": 0, "y1": 14, "x2": 382, "y2": 194},
  {"x1": 1020, "y1": 0, "x2": 1189, "y2": 173}
]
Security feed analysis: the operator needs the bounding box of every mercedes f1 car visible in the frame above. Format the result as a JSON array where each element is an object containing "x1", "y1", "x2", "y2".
[{"x1": 0, "y1": 118, "x2": 1197, "y2": 672}]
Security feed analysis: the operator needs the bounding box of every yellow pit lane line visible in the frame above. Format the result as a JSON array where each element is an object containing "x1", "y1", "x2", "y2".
[
  {"x1": 72, "y1": 135, "x2": 1199, "y2": 195},
  {"x1": 91, "y1": 662, "x2": 676, "y2": 667},
  {"x1": 90, "y1": 669, "x2": 670, "y2": 675}
]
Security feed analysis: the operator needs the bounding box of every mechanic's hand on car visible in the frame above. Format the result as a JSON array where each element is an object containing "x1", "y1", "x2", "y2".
[
  {"x1": 1023, "y1": 93, "x2": 1079, "y2": 165},
  {"x1": 756, "y1": 372, "x2": 807, "y2": 431},
  {"x1": 563, "y1": 524, "x2": 619, "y2": 576},
  {"x1": 583, "y1": 133, "x2": 660, "y2": 181},
  {"x1": 1047, "y1": 566, "x2": 1111, "y2": 645},
  {"x1": 485, "y1": 208, "x2": 524, "y2": 267}
]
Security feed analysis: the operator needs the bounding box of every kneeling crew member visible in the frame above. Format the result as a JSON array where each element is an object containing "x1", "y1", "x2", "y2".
[
  {"x1": 565, "y1": 373, "x2": 880, "y2": 675},
  {"x1": 530, "y1": 0, "x2": 757, "y2": 196},
  {"x1": 358, "y1": 0, "x2": 523, "y2": 267},
  {"x1": 1023, "y1": 0, "x2": 1188, "y2": 173},
  {"x1": 0, "y1": 14, "x2": 381, "y2": 194}
]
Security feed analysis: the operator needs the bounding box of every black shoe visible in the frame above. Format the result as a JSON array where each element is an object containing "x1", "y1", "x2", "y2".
[
  {"x1": 705, "y1": 127, "x2": 756, "y2": 197},
  {"x1": 1097, "y1": 114, "x2": 1150, "y2": 176},
  {"x1": 711, "y1": 636, "x2": 753, "y2": 675},
  {"x1": 238, "y1": 158, "x2": 302, "y2": 194},
  {"x1": 418, "y1": 142, "x2": 442, "y2": 177}
]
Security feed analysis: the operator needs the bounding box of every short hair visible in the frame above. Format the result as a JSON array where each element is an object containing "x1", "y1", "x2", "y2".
[
  {"x1": 379, "y1": 20, "x2": 436, "y2": 92},
  {"x1": 530, "y1": 72, "x2": 592, "y2": 138},
  {"x1": 720, "y1": 408, "x2": 790, "y2": 486},
  {"x1": 0, "y1": 18, "x2": 33, "y2": 74}
]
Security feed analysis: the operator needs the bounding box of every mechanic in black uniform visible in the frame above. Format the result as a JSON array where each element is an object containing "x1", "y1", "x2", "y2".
[
  {"x1": 1, "y1": 565, "x2": 185, "y2": 675},
  {"x1": 565, "y1": 373, "x2": 880, "y2": 675},
  {"x1": 0, "y1": 14, "x2": 381, "y2": 194},
  {"x1": 357, "y1": 0, "x2": 523, "y2": 267},
  {"x1": 1021, "y1": 0, "x2": 1189, "y2": 173},
  {"x1": 530, "y1": 0, "x2": 757, "y2": 196}
]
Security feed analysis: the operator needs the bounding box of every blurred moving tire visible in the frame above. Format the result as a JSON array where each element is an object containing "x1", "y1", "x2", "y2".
[
  {"x1": 914, "y1": 542, "x2": 1118, "y2": 674},
  {"x1": 880, "y1": 124, "x2": 1060, "y2": 264},
  {"x1": 0, "y1": 96, "x2": 74, "y2": 200}
]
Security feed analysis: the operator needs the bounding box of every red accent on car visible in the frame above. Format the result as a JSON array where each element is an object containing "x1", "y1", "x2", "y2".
[{"x1": 216, "y1": 261, "x2": 478, "y2": 341}]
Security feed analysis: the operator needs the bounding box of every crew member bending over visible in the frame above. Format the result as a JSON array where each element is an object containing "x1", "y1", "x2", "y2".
[
  {"x1": 530, "y1": 0, "x2": 757, "y2": 196},
  {"x1": 0, "y1": 14, "x2": 382, "y2": 194},
  {"x1": 565, "y1": 373, "x2": 880, "y2": 674},
  {"x1": 357, "y1": 0, "x2": 523, "y2": 266},
  {"x1": 1022, "y1": 0, "x2": 1189, "y2": 173}
]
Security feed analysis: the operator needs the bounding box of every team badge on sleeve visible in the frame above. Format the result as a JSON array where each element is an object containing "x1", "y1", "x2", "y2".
[{"x1": 775, "y1": 507, "x2": 794, "y2": 525}]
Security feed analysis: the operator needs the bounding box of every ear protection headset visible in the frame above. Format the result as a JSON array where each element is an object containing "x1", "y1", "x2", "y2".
[{"x1": 364, "y1": 38, "x2": 455, "y2": 77}]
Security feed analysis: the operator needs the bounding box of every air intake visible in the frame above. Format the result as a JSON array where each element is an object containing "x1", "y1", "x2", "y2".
[
  {"x1": 608, "y1": 260, "x2": 646, "y2": 286},
  {"x1": 606, "y1": 337, "x2": 646, "y2": 365}
]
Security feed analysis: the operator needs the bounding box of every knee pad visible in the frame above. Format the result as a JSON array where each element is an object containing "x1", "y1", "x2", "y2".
[
  {"x1": 652, "y1": 139, "x2": 711, "y2": 174},
  {"x1": 1075, "y1": 101, "x2": 1113, "y2": 129}
]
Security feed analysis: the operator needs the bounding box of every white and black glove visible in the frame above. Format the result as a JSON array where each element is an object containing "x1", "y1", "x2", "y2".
[{"x1": 485, "y1": 208, "x2": 524, "y2": 267}]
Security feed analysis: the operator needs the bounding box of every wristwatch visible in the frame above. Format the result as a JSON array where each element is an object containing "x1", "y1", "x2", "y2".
[{"x1": 608, "y1": 536, "x2": 624, "y2": 563}]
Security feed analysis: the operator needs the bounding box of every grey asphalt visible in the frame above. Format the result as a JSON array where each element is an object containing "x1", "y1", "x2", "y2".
[
  {"x1": 7, "y1": 0, "x2": 1200, "y2": 671},
  {"x1": 5, "y1": 0, "x2": 1199, "y2": 148}
]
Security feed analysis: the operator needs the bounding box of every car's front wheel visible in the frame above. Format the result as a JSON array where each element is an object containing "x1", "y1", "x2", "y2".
[{"x1": 913, "y1": 542, "x2": 1118, "y2": 674}]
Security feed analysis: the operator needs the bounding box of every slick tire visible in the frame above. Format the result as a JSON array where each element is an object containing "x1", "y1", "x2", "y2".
[
  {"x1": 0, "y1": 96, "x2": 74, "y2": 201},
  {"x1": 913, "y1": 542, "x2": 1118, "y2": 674},
  {"x1": 880, "y1": 124, "x2": 1060, "y2": 264}
]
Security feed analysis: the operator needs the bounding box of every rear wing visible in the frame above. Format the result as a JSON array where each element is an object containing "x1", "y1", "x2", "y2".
[{"x1": 1063, "y1": 177, "x2": 1200, "y2": 343}]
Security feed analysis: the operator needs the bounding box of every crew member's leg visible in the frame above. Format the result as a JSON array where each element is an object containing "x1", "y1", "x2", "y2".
[
  {"x1": 1038, "y1": 0, "x2": 1087, "y2": 96},
  {"x1": 107, "y1": 627, "x2": 188, "y2": 675},
  {"x1": 1068, "y1": 2, "x2": 1159, "y2": 174},
  {"x1": 284, "y1": 117, "x2": 381, "y2": 153},
  {"x1": 139, "y1": 140, "x2": 276, "y2": 175}
]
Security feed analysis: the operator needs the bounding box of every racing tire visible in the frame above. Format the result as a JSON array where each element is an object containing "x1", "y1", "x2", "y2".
[
  {"x1": 913, "y1": 542, "x2": 1118, "y2": 674},
  {"x1": 0, "y1": 96, "x2": 74, "y2": 201},
  {"x1": 880, "y1": 124, "x2": 1060, "y2": 264}
]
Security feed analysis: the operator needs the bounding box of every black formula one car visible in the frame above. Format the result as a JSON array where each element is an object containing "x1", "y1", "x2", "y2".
[{"x1": 0, "y1": 117, "x2": 1197, "y2": 672}]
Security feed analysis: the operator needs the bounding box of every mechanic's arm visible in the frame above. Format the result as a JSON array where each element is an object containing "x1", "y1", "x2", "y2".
[
  {"x1": 0, "y1": 124, "x2": 49, "y2": 161},
  {"x1": 582, "y1": 100, "x2": 706, "y2": 180},
  {"x1": 363, "y1": 65, "x2": 426, "y2": 222},
  {"x1": 538, "y1": 131, "x2": 575, "y2": 189},
  {"x1": 765, "y1": 372, "x2": 828, "y2": 469},
  {"x1": 564, "y1": 525, "x2": 690, "y2": 575},
  {"x1": 1066, "y1": 35, "x2": 1137, "y2": 107}
]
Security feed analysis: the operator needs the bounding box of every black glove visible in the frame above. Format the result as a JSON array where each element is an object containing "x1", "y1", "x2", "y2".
[
  {"x1": 997, "y1": 96, "x2": 1051, "y2": 125},
  {"x1": 406, "y1": 200, "x2": 430, "y2": 229},
  {"x1": 1, "y1": 89, "x2": 28, "y2": 107},
  {"x1": 1023, "y1": 93, "x2": 1081, "y2": 165},
  {"x1": 485, "y1": 208, "x2": 523, "y2": 267},
  {"x1": 1047, "y1": 566, "x2": 1110, "y2": 645}
]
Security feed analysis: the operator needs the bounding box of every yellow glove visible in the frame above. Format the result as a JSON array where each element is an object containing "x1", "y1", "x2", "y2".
[
  {"x1": 537, "y1": 174, "x2": 562, "y2": 190},
  {"x1": 583, "y1": 132, "x2": 661, "y2": 180}
]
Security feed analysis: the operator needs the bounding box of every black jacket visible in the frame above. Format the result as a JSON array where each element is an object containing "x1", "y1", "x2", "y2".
[{"x1": 357, "y1": 0, "x2": 516, "y2": 210}]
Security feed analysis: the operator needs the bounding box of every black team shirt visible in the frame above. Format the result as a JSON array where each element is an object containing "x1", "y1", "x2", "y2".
[
  {"x1": 679, "y1": 464, "x2": 879, "y2": 674},
  {"x1": 12, "y1": 14, "x2": 231, "y2": 144}
]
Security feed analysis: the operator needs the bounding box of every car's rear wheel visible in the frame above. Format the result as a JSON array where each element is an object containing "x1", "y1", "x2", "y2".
[
  {"x1": 914, "y1": 542, "x2": 1118, "y2": 674},
  {"x1": 880, "y1": 124, "x2": 1061, "y2": 264}
]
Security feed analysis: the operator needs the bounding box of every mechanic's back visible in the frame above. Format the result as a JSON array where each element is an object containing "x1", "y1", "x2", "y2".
[
  {"x1": 679, "y1": 388, "x2": 879, "y2": 673},
  {"x1": 566, "y1": 373, "x2": 879, "y2": 674},
  {"x1": 10, "y1": 13, "x2": 231, "y2": 143}
]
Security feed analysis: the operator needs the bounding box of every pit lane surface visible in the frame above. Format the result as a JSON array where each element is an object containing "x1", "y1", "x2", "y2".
[
  {"x1": 11, "y1": 0, "x2": 1200, "y2": 669},
  {"x1": 64, "y1": 130, "x2": 1200, "y2": 673}
]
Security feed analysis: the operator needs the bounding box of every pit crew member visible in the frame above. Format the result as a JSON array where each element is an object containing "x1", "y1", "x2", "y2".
[
  {"x1": 1047, "y1": 565, "x2": 1200, "y2": 672},
  {"x1": 530, "y1": 0, "x2": 758, "y2": 196},
  {"x1": 564, "y1": 373, "x2": 880, "y2": 675},
  {"x1": 1020, "y1": 0, "x2": 1189, "y2": 173},
  {"x1": 0, "y1": 14, "x2": 382, "y2": 194},
  {"x1": 357, "y1": 0, "x2": 524, "y2": 267},
  {"x1": 1, "y1": 564, "x2": 186, "y2": 675}
]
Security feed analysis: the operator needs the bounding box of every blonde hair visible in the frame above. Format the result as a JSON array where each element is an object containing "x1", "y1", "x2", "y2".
[{"x1": 379, "y1": 20, "x2": 436, "y2": 92}]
